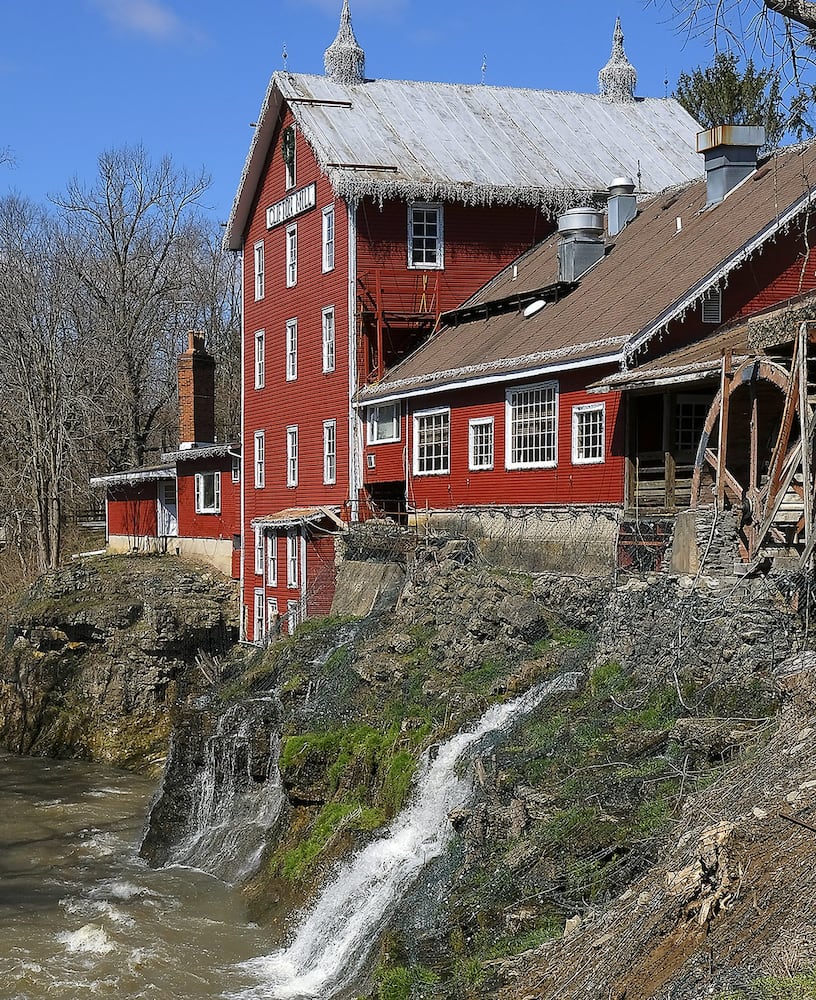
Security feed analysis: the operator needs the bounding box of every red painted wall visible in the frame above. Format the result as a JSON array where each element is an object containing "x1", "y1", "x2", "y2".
[
  {"x1": 176, "y1": 456, "x2": 240, "y2": 540},
  {"x1": 364, "y1": 369, "x2": 625, "y2": 507},
  {"x1": 107, "y1": 484, "x2": 159, "y2": 537}
]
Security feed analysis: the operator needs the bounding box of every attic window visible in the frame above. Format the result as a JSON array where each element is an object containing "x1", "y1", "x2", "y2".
[
  {"x1": 702, "y1": 289, "x2": 722, "y2": 324},
  {"x1": 282, "y1": 125, "x2": 296, "y2": 190}
]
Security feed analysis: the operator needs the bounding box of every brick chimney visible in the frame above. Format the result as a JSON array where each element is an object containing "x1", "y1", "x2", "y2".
[{"x1": 177, "y1": 331, "x2": 216, "y2": 447}]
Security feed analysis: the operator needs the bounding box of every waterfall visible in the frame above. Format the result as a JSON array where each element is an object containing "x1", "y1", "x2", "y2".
[
  {"x1": 169, "y1": 697, "x2": 285, "y2": 885},
  {"x1": 230, "y1": 672, "x2": 581, "y2": 1000}
]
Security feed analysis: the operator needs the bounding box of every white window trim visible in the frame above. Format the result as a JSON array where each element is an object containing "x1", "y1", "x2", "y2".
[
  {"x1": 254, "y1": 240, "x2": 265, "y2": 301},
  {"x1": 322, "y1": 306, "x2": 336, "y2": 374},
  {"x1": 286, "y1": 599, "x2": 301, "y2": 635},
  {"x1": 231, "y1": 456, "x2": 240, "y2": 483},
  {"x1": 254, "y1": 329, "x2": 265, "y2": 389},
  {"x1": 254, "y1": 430, "x2": 265, "y2": 489},
  {"x1": 468, "y1": 416, "x2": 495, "y2": 471},
  {"x1": 571, "y1": 402, "x2": 606, "y2": 465},
  {"x1": 505, "y1": 381, "x2": 559, "y2": 470},
  {"x1": 253, "y1": 588, "x2": 265, "y2": 644},
  {"x1": 286, "y1": 224, "x2": 297, "y2": 288},
  {"x1": 286, "y1": 425, "x2": 299, "y2": 488},
  {"x1": 286, "y1": 318, "x2": 298, "y2": 382},
  {"x1": 323, "y1": 419, "x2": 337, "y2": 485},
  {"x1": 286, "y1": 530, "x2": 299, "y2": 588},
  {"x1": 194, "y1": 471, "x2": 221, "y2": 514},
  {"x1": 322, "y1": 205, "x2": 335, "y2": 273},
  {"x1": 266, "y1": 598, "x2": 279, "y2": 635},
  {"x1": 254, "y1": 527, "x2": 264, "y2": 576},
  {"x1": 367, "y1": 402, "x2": 401, "y2": 445},
  {"x1": 413, "y1": 406, "x2": 450, "y2": 476},
  {"x1": 267, "y1": 533, "x2": 278, "y2": 587},
  {"x1": 407, "y1": 202, "x2": 444, "y2": 270}
]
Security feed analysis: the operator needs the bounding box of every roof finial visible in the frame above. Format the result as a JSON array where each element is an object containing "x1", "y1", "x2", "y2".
[
  {"x1": 324, "y1": 0, "x2": 366, "y2": 86},
  {"x1": 598, "y1": 17, "x2": 637, "y2": 103}
]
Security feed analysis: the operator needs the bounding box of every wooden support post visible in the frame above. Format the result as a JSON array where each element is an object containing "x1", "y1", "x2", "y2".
[
  {"x1": 663, "y1": 394, "x2": 676, "y2": 510},
  {"x1": 717, "y1": 350, "x2": 732, "y2": 507},
  {"x1": 798, "y1": 322, "x2": 812, "y2": 558}
]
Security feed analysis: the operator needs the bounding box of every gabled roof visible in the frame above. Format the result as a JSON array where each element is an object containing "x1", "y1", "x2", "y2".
[
  {"x1": 225, "y1": 71, "x2": 702, "y2": 250},
  {"x1": 358, "y1": 141, "x2": 816, "y2": 405}
]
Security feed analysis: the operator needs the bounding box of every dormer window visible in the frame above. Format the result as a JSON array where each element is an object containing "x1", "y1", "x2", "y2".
[{"x1": 702, "y1": 288, "x2": 722, "y2": 324}]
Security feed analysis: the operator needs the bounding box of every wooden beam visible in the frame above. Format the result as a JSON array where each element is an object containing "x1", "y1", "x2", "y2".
[
  {"x1": 717, "y1": 351, "x2": 732, "y2": 507},
  {"x1": 798, "y1": 322, "x2": 813, "y2": 559}
]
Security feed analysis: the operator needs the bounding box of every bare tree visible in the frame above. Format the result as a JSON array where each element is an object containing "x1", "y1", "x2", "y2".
[
  {"x1": 54, "y1": 145, "x2": 211, "y2": 469},
  {"x1": 0, "y1": 197, "x2": 93, "y2": 570}
]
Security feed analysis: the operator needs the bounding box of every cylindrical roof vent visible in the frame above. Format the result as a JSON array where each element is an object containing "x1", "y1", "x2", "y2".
[{"x1": 557, "y1": 207, "x2": 605, "y2": 239}]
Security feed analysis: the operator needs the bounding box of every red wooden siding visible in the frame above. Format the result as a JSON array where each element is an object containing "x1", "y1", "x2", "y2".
[
  {"x1": 107, "y1": 485, "x2": 158, "y2": 537},
  {"x1": 364, "y1": 370, "x2": 625, "y2": 507},
  {"x1": 176, "y1": 456, "x2": 240, "y2": 540}
]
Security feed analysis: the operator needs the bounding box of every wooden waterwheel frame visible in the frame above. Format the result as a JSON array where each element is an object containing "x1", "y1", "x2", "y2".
[{"x1": 690, "y1": 322, "x2": 816, "y2": 566}]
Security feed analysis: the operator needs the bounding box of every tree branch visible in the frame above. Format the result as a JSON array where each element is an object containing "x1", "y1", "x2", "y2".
[{"x1": 765, "y1": 0, "x2": 816, "y2": 29}]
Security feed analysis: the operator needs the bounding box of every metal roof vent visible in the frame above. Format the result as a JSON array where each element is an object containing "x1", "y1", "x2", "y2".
[
  {"x1": 607, "y1": 176, "x2": 637, "y2": 237},
  {"x1": 697, "y1": 125, "x2": 765, "y2": 206},
  {"x1": 557, "y1": 207, "x2": 605, "y2": 282},
  {"x1": 325, "y1": 0, "x2": 366, "y2": 85}
]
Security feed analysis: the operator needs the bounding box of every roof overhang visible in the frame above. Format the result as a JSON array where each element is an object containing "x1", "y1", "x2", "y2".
[
  {"x1": 90, "y1": 465, "x2": 174, "y2": 488},
  {"x1": 250, "y1": 506, "x2": 343, "y2": 530},
  {"x1": 162, "y1": 442, "x2": 240, "y2": 463}
]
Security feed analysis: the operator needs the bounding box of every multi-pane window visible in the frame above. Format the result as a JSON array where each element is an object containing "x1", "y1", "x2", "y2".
[
  {"x1": 408, "y1": 203, "x2": 443, "y2": 269},
  {"x1": 468, "y1": 417, "x2": 495, "y2": 471},
  {"x1": 506, "y1": 383, "x2": 558, "y2": 468},
  {"x1": 253, "y1": 589, "x2": 265, "y2": 644},
  {"x1": 286, "y1": 319, "x2": 298, "y2": 381},
  {"x1": 254, "y1": 430, "x2": 265, "y2": 488},
  {"x1": 254, "y1": 329, "x2": 265, "y2": 389},
  {"x1": 675, "y1": 396, "x2": 710, "y2": 455},
  {"x1": 267, "y1": 533, "x2": 278, "y2": 586},
  {"x1": 254, "y1": 527, "x2": 264, "y2": 576},
  {"x1": 572, "y1": 403, "x2": 605, "y2": 464},
  {"x1": 322, "y1": 307, "x2": 336, "y2": 373},
  {"x1": 367, "y1": 402, "x2": 400, "y2": 444},
  {"x1": 231, "y1": 456, "x2": 240, "y2": 483},
  {"x1": 323, "y1": 419, "x2": 337, "y2": 485},
  {"x1": 286, "y1": 425, "x2": 299, "y2": 487},
  {"x1": 194, "y1": 471, "x2": 221, "y2": 513},
  {"x1": 254, "y1": 240, "x2": 265, "y2": 300},
  {"x1": 322, "y1": 206, "x2": 335, "y2": 272},
  {"x1": 414, "y1": 407, "x2": 450, "y2": 475},
  {"x1": 266, "y1": 598, "x2": 279, "y2": 635},
  {"x1": 286, "y1": 224, "x2": 297, "y2": 287},
  {"x1": 286, "y1": 530, "x2": 299, "y2": 588},
  {"x1": 286, "y1": 599, "x2": 301, "y2": 635}
]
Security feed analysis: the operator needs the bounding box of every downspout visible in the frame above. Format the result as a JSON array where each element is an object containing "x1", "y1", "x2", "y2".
[{"x1": 347, "y1": 199, "x2": 361, "y2": 522}]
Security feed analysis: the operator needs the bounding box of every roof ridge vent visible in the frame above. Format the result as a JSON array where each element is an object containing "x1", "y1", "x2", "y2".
[{"x1": 324, "y1": 0, "x2": 366, "y2": 85}]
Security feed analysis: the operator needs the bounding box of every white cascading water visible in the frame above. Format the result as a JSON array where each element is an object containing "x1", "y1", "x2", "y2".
[
  {"x1": 230, "y1": 672, "x2": 581, "y2": 1000},
  {"x1": 170, "y1": 698, "x2": 285, "y2": 885}
]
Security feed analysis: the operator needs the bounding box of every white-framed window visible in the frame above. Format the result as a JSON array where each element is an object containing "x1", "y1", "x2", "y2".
[
  {"x1": 254, "y1": 527, "x2": 264, "y2": 576},
  {"x1": 702, "y1": 288, "x2": 722, "y2": 324},
  {"x1": 468, "y1": 417, "x2": 495, "y2": 471},
  {"x1": 254, "y1": 430, "x2": 265, "y2": 489},
  {"x1": 231, "y1": 456, "x2": 240, "y2": 483},
  {"x1": 413, "y1": 407, "x2": 450, "y2": 475},
  {"x1": 408, "y1": 203, "x2": 444, "y2": 269},
  {"x1": 286, "y1": 530, "x2": 299, "y2": 588},
  {"x1": 286, "y1": 318, "x2": 298, "y2": 381},
  {"x1": 323, "y1": 419, "x2": 337, "y2": 485},
  {"x1": 253, "y1": 588, "x2": 265, "y2": 644},
  {"x1": 322, "y1": 206, "x2": 335, "y2": 272},
  {"x1": 267, "y1": 533, "x2": 278, "y2": 587},
  {"x1": 194, "y1": 471, "x2": 221, "y2": 513},
  {"x1": 286, "y1": 224, "x2": 297, "y2": 287},
  {"x1": 506, "y1": 382, "x2": 558, "y2": 469},
  {"x1": 322, "y1": 306, "x2": 336, "y2": 373},
  {"x1": 254, "y1": 329, "x2": 265, "y2": 389},
  {"x1": 266, "y1": 598, "x2": 279, "y2": 635},
  {"x1": 254, "y1": 240, "x2": 265, "y2": 300},
  {"x1": 286, "y1": 599, "x2": 301, "y2": 635},
  {"x1": 367, "y1": 402, "x2": 400, "y2": 444},
  {"x1": 286, "y1": 425, "x2": 299, "y2": 487},
  {"x1": 572, "y1": 403, "x2": 605, "y2": 465}
]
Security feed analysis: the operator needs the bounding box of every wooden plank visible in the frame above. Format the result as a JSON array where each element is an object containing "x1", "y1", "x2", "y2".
[
  {"x1": 717, "y1": 351, "x2": 732, "y2": 507},
  {"x1": 798, "y1": 322, "x2": 813, "y2": 558}
]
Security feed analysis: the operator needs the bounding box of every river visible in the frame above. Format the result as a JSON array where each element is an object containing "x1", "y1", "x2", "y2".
[{"x1": 0, "y1": 750, "x2": 267, "y2": 1000}]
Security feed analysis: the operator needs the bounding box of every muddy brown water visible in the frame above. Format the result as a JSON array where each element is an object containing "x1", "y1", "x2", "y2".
[{"x1": 0, "y1": 750, "x2": 270, "y2": 999}]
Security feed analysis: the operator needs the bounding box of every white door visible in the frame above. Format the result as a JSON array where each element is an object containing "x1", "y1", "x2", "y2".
[{"x1": 157, "y1": 480, "x2": 178, "y2": 537}]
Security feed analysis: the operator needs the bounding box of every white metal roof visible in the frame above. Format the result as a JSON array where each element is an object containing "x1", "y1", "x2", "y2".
[{"x1": 225, "y1": 72, "x2": 703, "y2": 250}]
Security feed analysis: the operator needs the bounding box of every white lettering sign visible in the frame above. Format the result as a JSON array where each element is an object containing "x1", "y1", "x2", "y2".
[{"x1": 266, "y1": 183, "x2": 317, "y2": 230}]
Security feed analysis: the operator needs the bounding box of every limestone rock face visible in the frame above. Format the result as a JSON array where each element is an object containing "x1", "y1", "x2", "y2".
[{"x1": 0, "y1": 555, "x2": 238, "y2": 772}]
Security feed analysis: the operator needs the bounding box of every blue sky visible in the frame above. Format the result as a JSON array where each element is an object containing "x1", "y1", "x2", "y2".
[{"x1": 0, "y1": 0, "x2": 714, "y2": 224}]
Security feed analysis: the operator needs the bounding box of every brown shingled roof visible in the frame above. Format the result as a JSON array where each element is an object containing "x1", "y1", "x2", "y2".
[{"x1": 358, "y1": 142, "x2": 816, "y2": 404}]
